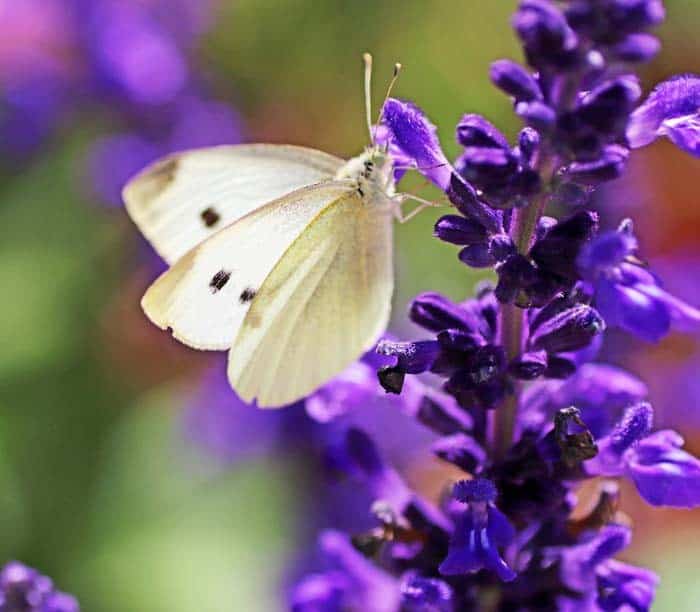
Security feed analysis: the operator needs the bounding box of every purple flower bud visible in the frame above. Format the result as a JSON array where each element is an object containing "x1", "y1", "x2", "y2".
[
  {"x1": 509, "y1": 349, "x2": 548, "y2": 380},
  {"x1": 446, "y1": 174, "x2": 503, "y2": 235},
  {"x1": 612, "y1": 33, "x2": 661, "y2": 63},
  {"x1": 432, "y1": 434, "x2": 487, "y2": 472},
  {"x1": 410, "y1": 292, "x2": 482, "y2": 332},
  {"x1": 513, "y1": 0, "x2": 579, "y2": 68},
  {"x1": 565, "y1": 144, "x2": 629, "y2": 184},
  {"x1": 456, "y1": 114, "x2": 510, "y2": 149},
  {"x1": 518, "y1": 126, "x2": 541, "y2": 165},
  {"x1": 614, "y1": 0, "x2": 666, "y2": 31},
  {"x1": 415, "y1": 389, "x2": 474, "y2": 434},
  {"x1": 495, "y1": 254, "x2": 538, "y2": 304},
  {"x1": 490, "y1": 59, "x2": 543, "y2": 102},
  {"x1": 530, "y1": 209, "x2": 599, "y2": 280},
  {"x1": 458, "y1": 147, "x2": 517, "y2": 182},
  {"x1": 489, "y1": 234, "x2": 516, "y2": 261},
  {"x1": 382, "y1": 98, "x2": 453, "y2": 188},
  {"x1": 434, "y1": 215, "x2": 488, "y2": 245},
  {"x1": 578, "y1": 76, "x2": 642, "y2": 134},
  {"x1": 437, "y1": 329, "x2": 483, "y2": 352},
  {"x1": 377, "y1": 340, "x2": 440, "y2": 375},
  {"x1": 530, "y1": 304, "x2": 605, "y2": 353},
  {"x1": 627, "y1": 74, "x2": 700, "y2": 157},
  {"x1": 459, "y1": 243, "x2": 498, "y2": 268},
  {"x1": 543, "y1": 354, "x2": 577, "y2": 378},
  {"x1": 516, "y1": 100, "x2": 557, "y2": 130}
]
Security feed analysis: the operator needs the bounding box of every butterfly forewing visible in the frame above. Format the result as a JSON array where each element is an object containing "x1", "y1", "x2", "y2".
[
  {"x1": 123, "y1": 144, "x2": 344, "y2": 264},
  {"x1": 228, "y1": 190, "x2": 394, "y2": 407},
  {"x1": 141, "y1": 182, "x2": 357, "y2": 350}
]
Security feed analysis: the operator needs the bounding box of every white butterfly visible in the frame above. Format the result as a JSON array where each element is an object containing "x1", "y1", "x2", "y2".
[{"x1": 123, "y1": 55, "x2": 433, "y2": 407}]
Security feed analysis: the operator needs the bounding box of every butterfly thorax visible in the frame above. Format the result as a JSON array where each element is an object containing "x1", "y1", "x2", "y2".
[{"x1": 334, "y1": 148, "x2": 395, "y2": 203}]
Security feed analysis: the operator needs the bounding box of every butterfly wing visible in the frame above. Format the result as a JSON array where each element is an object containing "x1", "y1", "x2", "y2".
[
  {"x1": 228, "y1": 191, "x2": 394, "y2": 407},
  {"x1": 141, "y1": 182, "x2": 357, "y2": 350},
  {"x1": 123, "y1": 144, "x2": 344, "y2": 264}
]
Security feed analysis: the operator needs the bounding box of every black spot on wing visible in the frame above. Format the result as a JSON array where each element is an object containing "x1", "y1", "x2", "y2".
[
  {"x1": 209, "y1": 270, "x2": 231, "y2": 293},
  {"x1": 239, "y1": 287, "x2": 257, "y2": 303},
  {"x1": 200, "y1": 207, "x2": 221, "y2": 228}
]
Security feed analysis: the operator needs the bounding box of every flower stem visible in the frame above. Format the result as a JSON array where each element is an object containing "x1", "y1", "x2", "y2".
[{"x1": 492, "y1": 159, "x2": 554, "y2": 460}]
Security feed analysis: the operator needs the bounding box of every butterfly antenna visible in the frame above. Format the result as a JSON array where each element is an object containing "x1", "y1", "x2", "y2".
[
  {"x1": 363, "y1": 53, "x2": 374, "y2": 144},
  {"x1": 376, "y1": 62, "x2": 402, "y2": 129}
]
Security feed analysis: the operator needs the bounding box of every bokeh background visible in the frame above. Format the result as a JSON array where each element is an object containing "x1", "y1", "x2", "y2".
[{"x1": 0, "y1": 1, "x2": 698, "y2": 610}]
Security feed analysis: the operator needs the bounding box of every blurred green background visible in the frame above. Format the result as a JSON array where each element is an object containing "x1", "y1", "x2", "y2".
[{"x1": 0, "y1": 1, "x2": 699, "y2": 610}]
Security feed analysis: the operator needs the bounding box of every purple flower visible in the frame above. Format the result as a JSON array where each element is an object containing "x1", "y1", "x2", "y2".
[
  {"x1": 88, "y1": 133, "x2": 161, "y2": 207},
  {"x1": 381, "y1": 98, "x2": 452, "y2": 189},
  {"x1": 578, "y1": 220, "x2": 700, "y2": 341},
  {"x1": 596, "y1": 559, "x2": 658, "y2": 612},
  {"x1": 439, "y1": 479, "x2": 516, "y2": 581},
  {"x1": 559, "y1": 524, "x2": 657, "y2": 610},
  {"x1": 587, "y1": 403, "x2": 700, "y2": 508},
  {"x1": 627, "y1": 74, "x2": 700, "y2": 157},
  {"x1": 84, "y1": 1, "x2": 188, "y2": 106},
  {"x1": 400, "y1": 572, "x2": 454, "y2": 612},
  {"x1": 520, "y1": 363, "x2": 648, "y2": 435},
  {"x1": 88, "y1": 95, "x2": 242, "y2": 207},
  {"x1": 290, "y1": 531, "x2": 400, "y2": 612},
  {"x1": 325, "y1": 428, "x2": 412, "y2": 512},
  {"x1": 0, "y1": 561, "x2": 79, "y2": 612},
  {"x1": 182, "y1": 361, "x2": 292, "y2": 463}
]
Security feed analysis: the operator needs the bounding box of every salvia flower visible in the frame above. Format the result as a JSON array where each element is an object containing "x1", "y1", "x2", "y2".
[
  {"x1": 439, "y1": 479, "x2": 516, "y2": 581},
  {"x1": 588, "y1": 403, "x2": 700, "y2": 508},
  {"x1": 292, "y1": 1, "x2": 700, "y2": 609},
  {"x1": 0, "y1": 561, "x2": 79, "y2": 612},
  {"x1": 627, "y1": 74, "x2": 700, "y2": 157},
  {"x1": 578, "y1": 220, "x2": 700, "y2": 341}
]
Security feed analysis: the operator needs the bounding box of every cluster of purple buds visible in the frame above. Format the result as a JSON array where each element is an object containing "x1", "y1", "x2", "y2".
[
  {"x1": 293, "y1": 1, "x2": 700, "y2": 610},
  {"x1": 0, "y1": 561, "x2": 78, "y2": 612}
]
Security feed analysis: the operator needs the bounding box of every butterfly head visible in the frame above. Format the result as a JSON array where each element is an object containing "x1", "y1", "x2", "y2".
[{"x1": 335, "y1": 147, "x2": 394, "y2": 196}]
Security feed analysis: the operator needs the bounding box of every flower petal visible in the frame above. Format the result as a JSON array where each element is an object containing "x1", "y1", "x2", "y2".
[
  {"x1": 382, "y1": 98, "x2": 452, "y2": 188},
  {"x1": 626, "y1": 430, "x2": 700, "y2": 507},
  {"x1": 627, "y1": 74, "x2": 700, "y2": 156},
  {"x1": 594, "y1": 278, "x2": 671, "y2": 342}
]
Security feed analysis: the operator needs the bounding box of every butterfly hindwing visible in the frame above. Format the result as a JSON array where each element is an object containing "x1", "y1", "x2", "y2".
[
  {"x1": 141, "y1": 182, "x2": 357, "y2": 350},
  {"x1": 123, "y1": 144, "x2": 344, "y2": 264},
  {"x1": 228, "y1": 190, "x2": 394, "y2": 407}
]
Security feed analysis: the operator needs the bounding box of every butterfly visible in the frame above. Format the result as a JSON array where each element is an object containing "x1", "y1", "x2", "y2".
[{"x1": 123, "y1": 54, "x2": 434, "y2": 407}]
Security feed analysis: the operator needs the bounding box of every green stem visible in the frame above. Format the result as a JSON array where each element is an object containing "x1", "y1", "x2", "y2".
[{"x1": 492, "y1": 160, "x2": 554, "y2": 460}]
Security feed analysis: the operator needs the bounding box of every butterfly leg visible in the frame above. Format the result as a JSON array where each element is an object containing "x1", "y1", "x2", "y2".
[{"x1": 390, "y1": 193, "x2": 447, "y2": 224}]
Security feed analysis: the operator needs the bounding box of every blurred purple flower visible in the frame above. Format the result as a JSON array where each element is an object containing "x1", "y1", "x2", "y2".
[
  {"x1": 290, "y1": 530, "x2": 400, "y2": 612},
  {"x1": 0, "y1": 561, "x2": 79, "y2": 612},
  {"x1": 578, "y1": 220, "x2": 700, "y2": 341},
  {"x1": 182, "y1": 362, "x2": 293, "y2": 463},
  {"x1": 627, "y1": 74, "x2": 700, "y2": 157},
  {"x1": 88, "y1": 95, "x2": 242, "y2": 206},
  {"x1": 587, "y1": 402, "x2": 700, "y2": 507}
]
